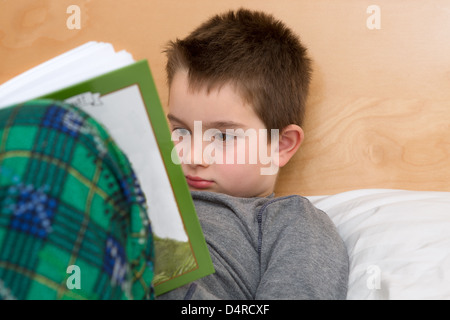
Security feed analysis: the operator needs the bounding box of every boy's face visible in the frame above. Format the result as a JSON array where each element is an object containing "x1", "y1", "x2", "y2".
[{"x1": 167, "y1": 71, "x2": 278, "y2": 198}]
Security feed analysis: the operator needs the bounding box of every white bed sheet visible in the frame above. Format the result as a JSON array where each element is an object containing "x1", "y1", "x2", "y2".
[{"x1": 307, "y1": 189, "x2": 450, "y2": 300}]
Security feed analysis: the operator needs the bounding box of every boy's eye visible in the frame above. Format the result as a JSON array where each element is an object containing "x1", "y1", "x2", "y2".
[
  {"x1": 172, "y1": 128, "x2": 190, "y2": 136},
  {"x1": 213, "y1": 132, "x2": 235, "y2": 142},
  {"x1": 172, "y1": 128, "x2": 191, "y2": 140}
]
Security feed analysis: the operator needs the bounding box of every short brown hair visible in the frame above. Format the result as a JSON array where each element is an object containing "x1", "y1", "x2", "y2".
[{"x1": 165, "y1": 8, "x2": 312, "y2": 130}]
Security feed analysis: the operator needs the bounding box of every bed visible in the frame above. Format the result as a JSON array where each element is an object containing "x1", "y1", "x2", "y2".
[
  {"x1": 1, "y1": 0, "x2": 449, "y2": 299},
  {"x1": 307, "y1": 189, "x2": 450, "y2": 299}
]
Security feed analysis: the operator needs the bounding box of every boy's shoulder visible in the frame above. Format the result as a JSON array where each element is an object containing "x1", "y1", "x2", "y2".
[
  {"x1": 257, "y1": 193, "x2": 331, "y2": 225},
  {"x1": 191, "y1": 190, "x2": 306, "y2": 206},
  {"x1": 191, "y1": 190, "x2": 323, "y2": 221}
]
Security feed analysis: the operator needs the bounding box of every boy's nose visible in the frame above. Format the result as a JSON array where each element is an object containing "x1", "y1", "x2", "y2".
[{"x1": 187, "y1": 139, "x2": 210, "y2": 167}]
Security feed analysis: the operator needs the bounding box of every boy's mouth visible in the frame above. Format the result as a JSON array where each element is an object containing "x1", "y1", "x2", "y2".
[{"x1": 185, "y1": 175, "x2": 214, "y2": 189}]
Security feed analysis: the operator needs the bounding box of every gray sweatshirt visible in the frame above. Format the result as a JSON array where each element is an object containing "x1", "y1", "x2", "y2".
[{"x1": 158, "y1": 191, "x2": 349, "y2": 300}]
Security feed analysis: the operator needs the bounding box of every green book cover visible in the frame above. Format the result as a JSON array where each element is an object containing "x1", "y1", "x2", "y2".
[{"x1": 36, "y1": 59, "x2": 215, "y2": 296}]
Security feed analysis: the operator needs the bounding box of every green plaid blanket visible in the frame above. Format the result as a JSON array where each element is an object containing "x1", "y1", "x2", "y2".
[{"x1": 0, "y1": 99, "x2": 154, "y2": 299}]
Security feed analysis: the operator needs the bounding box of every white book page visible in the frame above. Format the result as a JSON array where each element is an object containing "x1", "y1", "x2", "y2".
[{"x1": 0, "y1": 41, "x2": 134, "y2": 108}]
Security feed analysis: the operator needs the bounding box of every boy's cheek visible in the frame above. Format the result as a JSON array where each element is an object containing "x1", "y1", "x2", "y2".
[{"x1": 221, "y1": 140, "x2": 275, "y2": 166}]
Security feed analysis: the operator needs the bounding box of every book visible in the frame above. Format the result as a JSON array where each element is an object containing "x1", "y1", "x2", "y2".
[{"x1": 0, "y1": 41, "x2": 215, "y2": 296}]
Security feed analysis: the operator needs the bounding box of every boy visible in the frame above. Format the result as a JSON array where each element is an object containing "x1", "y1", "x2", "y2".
[{"x1": 158, "y1": 8, "x2": 348, "y2": 299}]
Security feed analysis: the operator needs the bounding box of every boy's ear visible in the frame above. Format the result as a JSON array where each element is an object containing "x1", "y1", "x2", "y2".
[{"x1": 275, "y1": 124, "x2": 304, "y2": 168}]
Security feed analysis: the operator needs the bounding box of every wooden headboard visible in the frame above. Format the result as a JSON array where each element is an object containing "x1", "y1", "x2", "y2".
[{"x1": 1, "y1": 0, "x2": 449, "y2": 196}]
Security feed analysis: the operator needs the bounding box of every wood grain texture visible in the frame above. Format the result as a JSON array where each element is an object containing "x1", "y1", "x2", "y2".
[
  {"x1": 276, "y1": 97, "x2": 450, "y2": 196},
  {"x1": 1, "y1": 0, "x2": 449, "y2": 196}
]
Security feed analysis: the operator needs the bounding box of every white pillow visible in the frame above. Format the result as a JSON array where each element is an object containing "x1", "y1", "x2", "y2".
[{"x1": 307, "y1": 189, "x2": 450, "y2": 300}]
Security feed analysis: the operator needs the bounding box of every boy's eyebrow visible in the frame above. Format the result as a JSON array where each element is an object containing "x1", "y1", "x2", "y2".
[
  {"x1": 167, "y1": 113, "x2": 185, "y2": 125},
  {"x1": 205, "y1": 120, "x2": 247, "y2": 130},
  {"x1": 167, "y1": 113, "x2": 247, "y2": 130}
]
